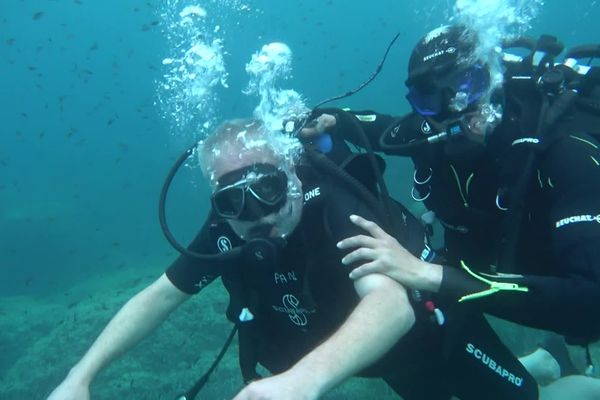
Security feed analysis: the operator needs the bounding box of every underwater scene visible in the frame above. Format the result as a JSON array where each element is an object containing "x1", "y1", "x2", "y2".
[{"x1": 2, "y1": 0, "x2": 600, "y2": 398}]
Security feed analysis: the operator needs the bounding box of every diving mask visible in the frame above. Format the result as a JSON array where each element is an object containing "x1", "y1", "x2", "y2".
[
  {"x1": 406, "y1": 64, "x2": 491, "y2": 118},
  {"x1": 212, "y1": 163, "x2": 288, "y2": 221}
]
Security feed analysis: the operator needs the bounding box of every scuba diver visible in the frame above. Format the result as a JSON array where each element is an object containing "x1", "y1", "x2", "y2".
[
  {"x1": 302, "y1": 24, "x2": 600, "y2": 387},
  {"x1": 47, "y1": 118, "x2": 548, "y2": 400}
]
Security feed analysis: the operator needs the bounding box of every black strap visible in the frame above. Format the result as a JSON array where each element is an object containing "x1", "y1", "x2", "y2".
[
  {"x1": 495, "y1": 86, "x2": 580, "y2": 272},
  {"x1": 175, "y1": 325, "x2": 238, "y2": 400},
  {"x1": 238, "y1": 321, "x2": 262, "y2": 384}
]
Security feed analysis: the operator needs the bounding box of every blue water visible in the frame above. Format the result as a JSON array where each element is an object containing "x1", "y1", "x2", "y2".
[
  {"x1": 1, "y1": 0, "x2": 600, "y2": 397},
  {"x1": 2, "y1": 0, "x2": 599, "y2": 296}
]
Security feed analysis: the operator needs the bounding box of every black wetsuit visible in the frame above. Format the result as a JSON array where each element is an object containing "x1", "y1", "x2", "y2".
[
  {"x1": 320, "y1": 106, "x2": 600, "y2": 344},
  {"x1": 166, "y1": 159, "x2": 538, "y2": 399}
]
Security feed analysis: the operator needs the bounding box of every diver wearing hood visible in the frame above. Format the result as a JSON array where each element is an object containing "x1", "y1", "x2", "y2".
[{"x1": 305, "y1": 24, "x2": 600, "y2": 379}]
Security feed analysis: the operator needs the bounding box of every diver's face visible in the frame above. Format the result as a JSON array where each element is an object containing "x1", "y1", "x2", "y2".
[
  {"x1": 212, "y1": 150, "x2": 303, "y2": 240},
  {"x1": 407, "y1": 63, "x2": 502, "y2": 145}
]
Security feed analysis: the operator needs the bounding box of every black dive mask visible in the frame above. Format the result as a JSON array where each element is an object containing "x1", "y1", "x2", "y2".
[{"x1": 212, "y1": 163, "x2": 288, "y2": 221}]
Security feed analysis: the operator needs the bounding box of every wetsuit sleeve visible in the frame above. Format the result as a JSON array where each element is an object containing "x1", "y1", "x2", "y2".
[
  {"x1": 165, "y1": 217, "x2": 221, "y2": 295},
  {"x1": 314, "y1": 108, "x2": 428, "y2": 156},
  {"x1": 439, "y1": 134, "x2": 600, "y2": 341},
  {"x1": 323, "y1": 191, "x2": 381, "y2": 247}
]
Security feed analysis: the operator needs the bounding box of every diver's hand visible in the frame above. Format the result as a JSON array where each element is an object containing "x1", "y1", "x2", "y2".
[
  {"x1": 46, "y1": 376, "x2": 90, "y2": 400},
  {"x1": 232, "y1": 371, "x2": 319, "y2": 400},
  {"x1": 299, "y1": 113, "x2": 337, "y2": 138},
  {"x1": 337, "y1": 215, "x2": 443, "y2": 292}
]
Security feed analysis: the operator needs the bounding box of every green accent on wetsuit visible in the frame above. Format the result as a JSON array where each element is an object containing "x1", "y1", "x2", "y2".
[{"x1": 458, "y1": 261, "x2": 529, "y2": 302}]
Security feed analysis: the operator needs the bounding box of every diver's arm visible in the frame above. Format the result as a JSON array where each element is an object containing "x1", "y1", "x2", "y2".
[
  {"x1": 341, "y1": 213, "x2": 600, "y2": 339},
  {"x1": 440, "y1": 136, "x2": 600, "y2": 340},
  {"x1": 233, "y1": 275, "x2": 414, "y2": 400},
  {"x1": 308, "y1": 108, "x2": 427, "y2": 156},
  {"x1": 439, "y1": 184, "x2": 600, "y2": 340},
  {"x1": 341, "y1": 223, "x2": 600, "y2": 340},
  {"x1": 439, "y1": 243, "x2": 600, "y2": 340},
  {"x1": 47, "y1": 274, "x2": 191, "y2": 399},
  {"x1": 294, "y1": 274, "x2": 414, "y2": 395}
]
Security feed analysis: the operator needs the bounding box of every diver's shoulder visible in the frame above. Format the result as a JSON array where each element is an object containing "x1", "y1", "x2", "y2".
[{"x1": 539, "y1": 132, "x2": 600, "y2": 188}]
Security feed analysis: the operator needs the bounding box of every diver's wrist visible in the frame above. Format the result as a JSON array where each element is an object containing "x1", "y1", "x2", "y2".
[
  {"x1": 420, "y1": 261, "x2": 443, "y2": 293},
  {"x1": 66, "y1": 362, "x2": 94, "y2": 386}
]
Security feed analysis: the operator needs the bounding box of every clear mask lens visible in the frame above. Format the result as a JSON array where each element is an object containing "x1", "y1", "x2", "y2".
[{"x1": 212, "y1": 165, "x2": 288, "y2": 221}]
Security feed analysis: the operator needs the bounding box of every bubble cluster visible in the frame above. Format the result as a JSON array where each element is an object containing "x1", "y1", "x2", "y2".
[
  {"x1": 156, "y1": 1, "x2": 254, "y2": 139},
  {"x1": 156, "y1": 1, "x2": 306, "y2": 166},
  {"x1": 451, "y1": 0, "x2": 544, "y2": 88},
  {"x1": 244, "y1": 42, "x2": 308, "y2": 133}
]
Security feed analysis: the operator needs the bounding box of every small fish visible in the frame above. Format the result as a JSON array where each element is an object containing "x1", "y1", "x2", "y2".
[
  {"x1": 32, "y1": 12, "x2": 45, "y2": 20},
  {"x1": 0, "y1": 160, "x2": 6, "y2": 167},
  {"x1": 5, "y1": 38, "x2": 15, "y2": 46},
  {"x1": 66, "y1": 127, "x2": 78, "y2": 138},
  {"x1": 28, "y1": 65, "x2": 37, "y2": 71},
  {"x1": 74, "y1": 0, "x2": 83, "y2": 5},
  {"x1": 89, "y1": 42, "x2": 98, "y2": 51}
]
